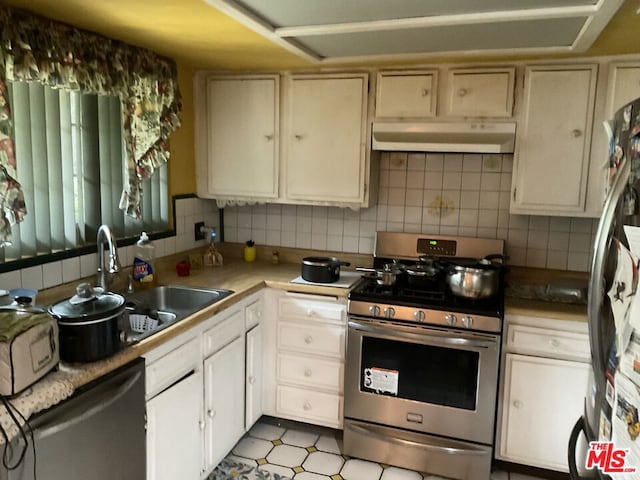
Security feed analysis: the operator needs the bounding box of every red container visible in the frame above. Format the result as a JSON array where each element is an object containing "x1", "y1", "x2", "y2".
[{"x1": 176, "y1": 261, "x2": 191, "y2": 277}]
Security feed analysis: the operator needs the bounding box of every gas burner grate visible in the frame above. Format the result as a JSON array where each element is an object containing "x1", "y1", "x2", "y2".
[{"x1": 400, "y1": 288, "x2": 446, "y2": 302}]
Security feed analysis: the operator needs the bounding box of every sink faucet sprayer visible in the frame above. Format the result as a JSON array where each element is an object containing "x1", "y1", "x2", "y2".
[{"x1": 96, "y1": 224, "x2": 121, "y2": 290}]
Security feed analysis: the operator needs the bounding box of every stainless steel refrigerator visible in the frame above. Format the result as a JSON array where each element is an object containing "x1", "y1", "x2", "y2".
[{"x1": 569, "y1": 96, "x2": 640, "y2": 479}]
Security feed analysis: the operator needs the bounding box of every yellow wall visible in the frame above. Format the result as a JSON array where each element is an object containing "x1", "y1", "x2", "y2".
[{"x1": 168, "y1": 62, "x2": 197, "y2": 197}]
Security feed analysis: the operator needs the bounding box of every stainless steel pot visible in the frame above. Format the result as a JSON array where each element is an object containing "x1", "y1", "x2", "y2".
[
  {"x1": 444, "y1": 254, "x2": 505, "y2": 299},
  {"x1": 301, "y1": 257, "x2": 350, "y2": 283},
  {"x1": 356, "y1": 262, "x2": 406, "y2": 286}
]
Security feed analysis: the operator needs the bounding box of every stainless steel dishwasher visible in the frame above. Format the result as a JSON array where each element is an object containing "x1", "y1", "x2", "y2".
[{"x1": 1, "y1": 358, "x2": 145, "y2": 480}]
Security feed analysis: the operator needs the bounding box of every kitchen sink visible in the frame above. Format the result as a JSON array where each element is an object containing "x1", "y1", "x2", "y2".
[{"x1": 122, "y1": 285, "x2": 234, "y2": 343}]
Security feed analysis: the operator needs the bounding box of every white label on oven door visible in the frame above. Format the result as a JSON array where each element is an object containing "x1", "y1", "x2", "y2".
[{"x1": 364, "y1": 367, "x2": 399, "y2": 396}]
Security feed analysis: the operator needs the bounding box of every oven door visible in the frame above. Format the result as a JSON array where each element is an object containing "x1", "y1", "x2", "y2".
[{"x1": 345, "y1": 317, "x2": 500, "y2": 445}]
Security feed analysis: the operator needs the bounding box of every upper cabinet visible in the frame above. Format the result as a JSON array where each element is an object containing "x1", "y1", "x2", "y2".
[
  {"x1": 284, "y1": 74, "x2": 369, "y2": 204},
  {"x1": 375, "y1": 70, "x2": 438, "y2": 119},
  {"x1": 606, "y1": 62, "x2": 640, "y2": 118},
  {"x1": 442, "y1": 67, "x2": 515, "y2": 118},
  {"x1": 374, "y1": 67, "x2": 515, "y2": 120},
  {"x1": 201, "y1": 75, "x2": 280, "y2": 203},
  {"x1": 510, "y1": 65, "x2": 598, "y2": 216},
  {"x1": 195, "y1": 71, "x2": 374, "y2": 209}
]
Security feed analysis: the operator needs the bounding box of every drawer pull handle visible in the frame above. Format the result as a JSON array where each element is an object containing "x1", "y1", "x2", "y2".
[
  {"x1": 305, "y1": 335, "x2": 313, "y2": 344},
  {"x1": 457, "y1": 88, "x2": 468, "y2": 97},
  {"x1": 421, "y1": 88, "x2": 430, "y2": 97},
  {"x1": 199, "y1": 420, "x2": 206, "y2": 430},
  {"x1": 304, "y1": 368, "x2": 312, "y2": 377},
  {"x1": 248, "y1": 376, "x2": 256, "y2": 385},
  {"x1": 256, "y1": 311, "x2": 262, "y2": 319},
  {"x1": 207, "y1": 409, "x2": 216, "y2": 418},
  {"x1": 513, "y1": 400, "x2": 523, "y2": 409},
  {"x1": 265, "y1": 134, "x2": 274, "y2": 141},
  {"x1": 307, "y1": 309, "x2": 316, "y2": 317},
  {"x1": 303, "y1": 402, "x2": 312, "y2": 411},
  {"x1": 571, "y1": 129, "x2": 582, "y2": 138},
  {"x1": 550, "y1": 339, "x2": 561, "y2": 348}
]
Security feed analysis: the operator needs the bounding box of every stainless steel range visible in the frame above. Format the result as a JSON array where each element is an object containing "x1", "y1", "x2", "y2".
[{"x1": 344, "y1": 232, "x2": 505, "y2": 480}]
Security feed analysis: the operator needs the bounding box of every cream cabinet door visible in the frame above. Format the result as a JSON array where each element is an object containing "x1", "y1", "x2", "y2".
[
  {"x1": 443, "y1": 67, "x2": 515, "y2": 118},
  {"x1": 285, "y1": 74, "x2": 368, "y2": 204},
  {"x1": 376, "y1": 71, "x2": 437, "y2": 119},
  {"x1": 146, "y1": 371, "x2": 203, "y2": 480},
  {"x1": 203, "y1": 336, "x2": 245, "y2": 472},
  {"x1": 206, "y1": 75, "x2": 279, "y2": 199},
  {"x1": 511, "y1": 65, "x2": 597, "y2": 215},
  {"x1": 607, "y1": 63, "x2": 640, "y2": 118},
  {"x1": 245, "y1": 323, "x2": 263, "y2": 430},
  {"x1": 500, "y1": 353, "x2": 589, "y2": 472}
]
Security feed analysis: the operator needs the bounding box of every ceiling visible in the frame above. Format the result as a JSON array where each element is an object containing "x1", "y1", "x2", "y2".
[{"x1": 1, "y1": 0, "x2": 639, "y2": 70}]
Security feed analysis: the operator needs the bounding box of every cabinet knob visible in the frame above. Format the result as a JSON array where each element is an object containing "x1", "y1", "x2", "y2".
[
  {"x1": 572, "y1": 129, "x2": 582, "y2": 137},
  {"x1": 248, "y1": 375, "x2": 256, "y2": 385},
  {"x1": 457, "y1": 88, "x2": 468, "y2": 97},
  {"x1": 550, "y1": 339, "x2": 561, "y2": 348},
  {"x1": 513, "y1": 400, "x2": 523, "y2": 409},
  {"x1": 207, "y1": 409, "x2": 216, "y2": 418},
  {"x1": 265, "y1": 134, "x2": 274, "y2": 141},
  {"x1": 199, "y1": 420, "x2": 206, "y2": 430},
  {"x1": 256, "y1": 311, "x2": 262, "y2": 319},
  {"x1": 304, "y1": 368, "x2": 312, "y2": 377},
  {"x1": 294, "y1": 134, "x2": 304, "y2": 141},
  {"x1": 303, "y1": 402, "x2": 312, "y2": 411},
  {"x1": 304, "y1": 335, "x2": 313, "y2": 344},
  {"x1": 307, "y1": 308, "x2": 316, "y2": 317},
  {"x1": 421, "y1": 88, "x2": 430, "y2": 97}
]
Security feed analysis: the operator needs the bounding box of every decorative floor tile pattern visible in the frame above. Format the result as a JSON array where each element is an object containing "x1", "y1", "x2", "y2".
[{"x1": 221, "y1": 417, "x2": 547, "y2": 480}]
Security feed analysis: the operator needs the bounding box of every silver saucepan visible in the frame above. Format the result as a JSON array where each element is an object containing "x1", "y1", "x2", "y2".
[
  {"x1": 444, "y1": 254, "x2": 506, "y2": 299},
  {"x1": 356, "y1": 262, "x2": 405, "y2": 286}
]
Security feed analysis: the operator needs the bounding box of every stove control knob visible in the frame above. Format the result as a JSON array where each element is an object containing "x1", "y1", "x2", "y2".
[
  {"x1": 369, "y1": 305, "x2": 381, "y2": 317},
  {"x1": 445, "y1": 314, "x2": 457, "y2": 326},
  {"x1": 413, "y1": 310, "x2": 425, "y2": 322},
  {"x1": 462, "y1": 316, "x2": 474, "y2": 328},
  {"x1": 384, "y1": 307, "x2": 395, "y2": 319}
]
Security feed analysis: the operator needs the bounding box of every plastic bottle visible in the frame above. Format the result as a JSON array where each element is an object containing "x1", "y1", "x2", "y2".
[{"x1": 132, "y1": 232, "x2": 157, "y2": 290}]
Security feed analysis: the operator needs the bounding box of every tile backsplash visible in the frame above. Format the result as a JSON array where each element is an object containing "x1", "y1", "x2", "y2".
[
  {"x1": 223, "y1": 152, "x2": 598, "y2": 272},
  {"x1": 0, "y1": 197, "x2": 219, "y2": 291}
]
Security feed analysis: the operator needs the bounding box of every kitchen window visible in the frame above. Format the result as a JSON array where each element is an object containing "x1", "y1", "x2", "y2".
[{"x1": 0, "y1": 81, "x2": 169, "y2": 265}]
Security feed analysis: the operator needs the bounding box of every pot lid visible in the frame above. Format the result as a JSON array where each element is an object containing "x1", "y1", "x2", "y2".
[{"x1": 50, "y1": 287, "x2": 124, "y2": 322}]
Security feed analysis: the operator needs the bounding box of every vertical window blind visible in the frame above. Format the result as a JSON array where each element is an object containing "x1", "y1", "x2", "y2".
[{"x1": 1, "y1": 81, "x2": 168, "y2": 263}]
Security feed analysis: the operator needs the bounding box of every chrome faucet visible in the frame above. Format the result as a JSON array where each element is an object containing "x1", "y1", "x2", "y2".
[{"x1": 96, "y1": 224, "x2": 121, "y2": 290}]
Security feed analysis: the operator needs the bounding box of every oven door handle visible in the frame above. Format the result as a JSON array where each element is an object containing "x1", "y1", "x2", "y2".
[
  {"x1": 346, "y1": 422, "x2": 488, "y2": 456},
  {"x1": 348, "y1": 319, "x2": 497, "y2": 349}
]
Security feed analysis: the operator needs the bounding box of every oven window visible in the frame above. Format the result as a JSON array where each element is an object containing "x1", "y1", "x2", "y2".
[{"x1": 360, "y1": 336, "x2": 479, "y2": 410}]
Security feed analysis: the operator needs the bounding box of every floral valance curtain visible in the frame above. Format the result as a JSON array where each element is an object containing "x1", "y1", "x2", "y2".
[{"x1": 0, "y1": 5, "x2": 182, "y2": 246}]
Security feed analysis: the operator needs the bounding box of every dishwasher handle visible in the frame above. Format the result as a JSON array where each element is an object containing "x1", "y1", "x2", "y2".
[{"x1": 34, "y1": 369, "x2": 142, "y2": 441}]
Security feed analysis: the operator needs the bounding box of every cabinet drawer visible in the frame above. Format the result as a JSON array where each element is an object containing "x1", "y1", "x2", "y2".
[
  {"x1": 245, "y1": 296, "x2": 263, "y2": 330},
  {"x1": 278, "y1": 295, "x2": 345, "y2": 324},
  {"x1": 278, "y1": 321, "x2": 345, "y2": 359},
  {"x1": 146, "y1": 337, "x2": 200, "y2": 400},
  {"x1": 276, "y1": 385, "x2": 342, "y2": 427},
  {"x1": 507, "y1": 324, "x2": 589, "y2": 361},
  {"x1": 203, "y1": 307, "x2": 243, "y2": 358},
  {"x1": 444, "y1": 68, "x2": 515, "y2": 117},
  {"x1": 277, "y1": 353, "x2": 343, "y2": 393}
]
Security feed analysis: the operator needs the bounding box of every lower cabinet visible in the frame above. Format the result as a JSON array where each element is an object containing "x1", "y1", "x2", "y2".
[
  {"x1": 497, "y1": 315, "x2": 590, "y2": 472},
  {"x1": 245, "y1": 323, "x2": 263, "y2": 430},
  {"x1": 144, "y1": 290, "x2": 265, "y2": 480},
  {"x1": 204, "y1": 335, "x2": 246, "y2": 471},
  {"x1": 146, "y1": 371, "x2": 203, "y2": 480},
  {"x1": 267, "y1": 291, "x2": 347, "y2": 429}
]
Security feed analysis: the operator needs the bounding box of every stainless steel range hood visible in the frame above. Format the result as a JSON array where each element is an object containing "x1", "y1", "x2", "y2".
[{"x1": 372, "y1": 121, "x2": 516, "y2": 153}]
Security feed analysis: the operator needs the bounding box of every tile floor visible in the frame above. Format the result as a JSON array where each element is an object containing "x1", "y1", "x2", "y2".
[{"x1": 223, "y1": 417, "x2": 549, "y2": 480}]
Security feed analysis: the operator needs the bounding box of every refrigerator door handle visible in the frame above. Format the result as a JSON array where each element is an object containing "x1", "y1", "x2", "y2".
[
  {"x1": 568, "y1": 416, "x2": 587, "y2": 480},
  {"x1": 588, "y1": 158, "x2": 629, "y2": 388}
]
